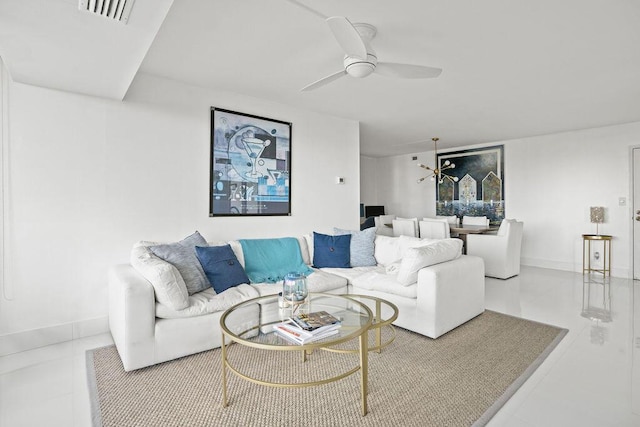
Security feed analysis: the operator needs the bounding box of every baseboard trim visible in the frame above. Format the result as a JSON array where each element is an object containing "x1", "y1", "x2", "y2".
[
  {"x1": 0, "y1": 316, "x2": 109, "y2": 357},
  {"x1": 521, "y1": 258, "x2": 630, "y2": 279}
]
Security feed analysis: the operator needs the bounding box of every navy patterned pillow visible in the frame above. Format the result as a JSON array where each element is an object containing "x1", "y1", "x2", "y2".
[{"x1": 312, "y1": 232, "x2": 351, "y2": 268}]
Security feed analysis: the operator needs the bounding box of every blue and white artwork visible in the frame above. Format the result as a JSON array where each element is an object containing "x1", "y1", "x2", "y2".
[
  {"x1": 210, "y1": 108, "x2": 291, "y2": 216},
  {"x1": 436, "y1": 145, "x2": 505, "y2": 224}
]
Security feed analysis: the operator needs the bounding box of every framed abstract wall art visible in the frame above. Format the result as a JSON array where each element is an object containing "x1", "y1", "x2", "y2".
[
  {"x1": 435, "y1": 145, "x2": 505, "y2": 224},
  {"x1": 210, "y1": 108, "x2": 292, "y2": 216}
]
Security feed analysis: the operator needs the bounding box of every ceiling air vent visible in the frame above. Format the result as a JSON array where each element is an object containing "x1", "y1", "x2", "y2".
[{"x1": 79, "y1": 0, "x2": 136, "y2": 24}]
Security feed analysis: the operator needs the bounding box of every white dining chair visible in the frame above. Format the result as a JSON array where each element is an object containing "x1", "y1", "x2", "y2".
[
  {"x1": 374, "y1": 214, "x2": 395, "y2": 236},
  {"x1": 462, "y1": 215, "x2": 489, "y2": 226},
  {"x1": 466, "y1": 219, "x2": 524, "y2": 279},
  {"x1": 435, "y1": 215, "x2": 460, "y2": 227},
  {"x1": 392, "y1": 218, "x2": 418, "y2": 237},
  {"x1": 419, "y1": 219, "x2": 451, "y2": 239}
]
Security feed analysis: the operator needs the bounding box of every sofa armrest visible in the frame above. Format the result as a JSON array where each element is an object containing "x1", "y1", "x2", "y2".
[
  {"x1": 415, "y1": 255, "x2": 485, "y2": 338},
  {"x1": 108, "y1": 264, "x2": 156, "y2": 371}
]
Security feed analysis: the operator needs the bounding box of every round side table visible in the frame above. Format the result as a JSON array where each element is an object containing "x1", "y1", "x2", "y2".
[{"x1": 582, "y1": 234, "x2": 612, "y2": 276}]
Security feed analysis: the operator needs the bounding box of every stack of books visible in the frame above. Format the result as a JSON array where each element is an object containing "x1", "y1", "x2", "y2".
[{"x1": 272, "y1": 311, "x2": 341, "y2": 345}]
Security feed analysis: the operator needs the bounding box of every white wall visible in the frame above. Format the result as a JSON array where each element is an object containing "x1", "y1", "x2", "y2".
[
  {"x1": 0, "y1": 72, "x2": 360, "y2": 339},
  {"x1": 367, "y1": 122, "x2": 640, "y2": 277},
  {"x1": 359, "y1": 155, "x2": 380, "y2": 207}
]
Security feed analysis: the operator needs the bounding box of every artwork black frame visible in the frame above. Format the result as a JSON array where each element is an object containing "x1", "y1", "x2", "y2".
[
  {"x1": 435, "y1": 145, "x2": 505, "y2": 224},
  {"x1": 210, "y1": 108, "x2": 292, "y2": 216}
]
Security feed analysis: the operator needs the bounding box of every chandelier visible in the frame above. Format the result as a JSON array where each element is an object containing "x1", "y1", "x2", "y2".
[{"x1": 417, "y1": 137, "x2": 458, "y2": 184}]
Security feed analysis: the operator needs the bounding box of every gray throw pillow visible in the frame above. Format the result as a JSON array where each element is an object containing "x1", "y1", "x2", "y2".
[
  {"x1": 150, "y1": 231, "x2": 209, "y2": 295},
  {"x1": 333, "y1": 227, "x2": 377, "y2": 267}
]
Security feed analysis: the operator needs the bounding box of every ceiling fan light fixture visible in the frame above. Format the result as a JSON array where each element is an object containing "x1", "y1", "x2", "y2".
[
  {"x1": 344, "y1": 54, "x2": 377, "y2": 78},
  {"x1": 346, "y1": 61, "x2": 375, "y2": 78}
]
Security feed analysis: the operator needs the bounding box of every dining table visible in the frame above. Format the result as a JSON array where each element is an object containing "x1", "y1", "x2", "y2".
[{"x1": 450, "y1": 224, "x2": 500, "y2": 254}]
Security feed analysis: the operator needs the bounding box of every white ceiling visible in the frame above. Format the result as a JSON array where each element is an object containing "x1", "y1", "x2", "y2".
[
  {"x1": 2, "y1": 0, "x2": 640, "y2": 156},
  {"x1": 0, "y1": 0, "x2": 173, "y2": 100}
]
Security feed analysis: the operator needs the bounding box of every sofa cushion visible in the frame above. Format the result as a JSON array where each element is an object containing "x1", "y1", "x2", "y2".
[
  {"x1": 130, "y1": 245, "x2": 190, "y2": 311},
  {"x1": 333, "y1": 227, "x2": 377, "y2": 267},
  {"x1": 155, "y1": 284, "x2": 260, "y2": 319},
  {"x1": 251, "y1": 268, "x2": 349, "y2": 296},
  {"x1": 351, "y1": 270, "x2": 418, "y2": 299},
  {"x1": 149, "y1": 231, "x2": 210, "y2": 295},
  {"x1": 239, "y1": 238, "x2": 313, "y2": 283},
  {"x1": 396, "y1": 239, "x2": 463, "y2": 286},
  {"x1": 312, "y1": 232, "x2": 351, "y2": 268},
  {"x1": 320, "y1": 265, "x2": 384, "y2": 285},
  {"x1": 195, "y1": 245, "x2": 250, "y2": 294}
]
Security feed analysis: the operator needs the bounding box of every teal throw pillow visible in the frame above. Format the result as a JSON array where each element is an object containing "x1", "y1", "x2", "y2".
[{"x1": 312, "y1": 232, "x2": 351, "y2": 268}]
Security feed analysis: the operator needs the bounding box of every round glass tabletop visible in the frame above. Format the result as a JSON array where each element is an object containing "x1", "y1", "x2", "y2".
[{"x1": 220, "y1": 292, "x2": 373, "y2": 350}]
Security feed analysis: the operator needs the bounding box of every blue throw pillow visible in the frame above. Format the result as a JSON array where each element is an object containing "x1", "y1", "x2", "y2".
[
  {"x1": 334, "y1": 227, "x2": 377, "y2": 267},
  {"x1": 312, "y1": 232, "x2": 351, "y2": 268},
  {"x1": 195, "y1": 245, "x2": 250, "y2": 294}
]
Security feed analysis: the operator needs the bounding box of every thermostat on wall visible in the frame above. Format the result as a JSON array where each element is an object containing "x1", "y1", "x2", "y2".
[{"x1": 336, "y1": 177, "x2": 345, "y2": 184}]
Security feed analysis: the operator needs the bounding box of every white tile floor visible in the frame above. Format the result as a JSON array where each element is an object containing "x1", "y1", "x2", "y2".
[{"x1": 1, "y1": 266, "x2": 639, "y2": 426}]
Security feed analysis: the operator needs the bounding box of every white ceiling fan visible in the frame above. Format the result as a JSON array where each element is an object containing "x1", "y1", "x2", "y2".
[{"x1": 284, "y1": 1, "x2": 442, "y2": 92}]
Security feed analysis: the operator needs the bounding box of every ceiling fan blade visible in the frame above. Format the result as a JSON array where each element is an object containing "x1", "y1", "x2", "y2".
[
  {"x1": 326, "y1": 16, "x2": 367, "y2": 60},
  {"x1": 282, "y1": 0, "x2": 327, "y2": 19},
  {"x1": 301, "y1": 70, "x2": 347, "y2": 92},
  {"x1": 375, "y1": 62, "x2": 443, "y2": 79}
]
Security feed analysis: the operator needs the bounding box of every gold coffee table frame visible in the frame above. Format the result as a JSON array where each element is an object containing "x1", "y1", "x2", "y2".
[
  {"x1": 325, "y1": 294, "x2": 399, "y2": 354},
  {"x1": 220, "y1": 293, "x2": 374, "y2": 416}
]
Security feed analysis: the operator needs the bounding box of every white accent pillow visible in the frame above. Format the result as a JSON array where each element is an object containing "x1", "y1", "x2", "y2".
[
  {"x1": 303, "y1": 233, "x2": 314, "y2": 265},
  {"x1": 396, "y1": 239, "x2": 463, "y2": 286},
  {"x1": 130, "y1": 244, "x2": 190, "y2": 310},
  {"x1": 374, "y1": 235, "x2": 402, "y2": 266},
  {"x1": 297, "y1": 236, "x2": 311, "y2": 266},
  {"x1": 398, "y1": 235, "x2": 439, "y2": 256}
]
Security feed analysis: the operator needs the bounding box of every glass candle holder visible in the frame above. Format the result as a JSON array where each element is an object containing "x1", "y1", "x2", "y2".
[{"x1": 282, "y1": 272, "x2": 308, "y2": 305}]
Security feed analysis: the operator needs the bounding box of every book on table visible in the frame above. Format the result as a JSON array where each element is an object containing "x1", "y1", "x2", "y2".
[
  {"x1": 291, "y1": 311, "x2": 341, "y2": 331},
  {"x1": 272, "y1": 316, "x2": 341, "y2": 345}
]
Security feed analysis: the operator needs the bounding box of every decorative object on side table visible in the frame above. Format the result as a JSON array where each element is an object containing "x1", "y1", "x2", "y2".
[{"x1": 590, "y1": 206, "x2": 605, "y2": 235}]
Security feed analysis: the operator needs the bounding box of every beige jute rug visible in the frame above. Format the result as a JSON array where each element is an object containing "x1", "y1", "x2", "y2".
[{"x1": 87, "y1": 310, "x2": 567, "y2": 427}]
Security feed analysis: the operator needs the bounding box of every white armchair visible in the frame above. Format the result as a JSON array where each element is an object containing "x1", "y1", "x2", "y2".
[
  {"x1": 419, "y1": 219, "x2": 451, "y2": 239},
  {"x1": 462, "y1": 215, "x2": 490, "y2": 226},
  {"x1": 466, "y1": 219, "x2": 524, "y2": 279}
]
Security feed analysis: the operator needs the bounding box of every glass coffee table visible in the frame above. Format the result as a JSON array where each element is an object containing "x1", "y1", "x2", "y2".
[
  {"x1": 339, "y1": 294, "x2": 399, "y2": 353},
  {"x1": 220, "y1": 293, "x2": 374, "y2": 415}
]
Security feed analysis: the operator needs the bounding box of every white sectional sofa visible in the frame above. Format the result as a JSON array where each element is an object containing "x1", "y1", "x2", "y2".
[{"x1": 109, "y1": 232, "x2": 485, "y2": 371}]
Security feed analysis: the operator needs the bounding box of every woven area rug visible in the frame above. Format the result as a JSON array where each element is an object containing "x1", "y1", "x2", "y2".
[{"x1": 87, "y1": 310, "x2": 567, "y2": 427}]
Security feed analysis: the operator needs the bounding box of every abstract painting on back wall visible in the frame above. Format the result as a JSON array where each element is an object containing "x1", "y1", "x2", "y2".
[
  {"x1": 210, "y1": 108, "x2": 291, "y2": 216},
  {"x1": 436, "y1": 145, "x2": 505, "y2": 224}
]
